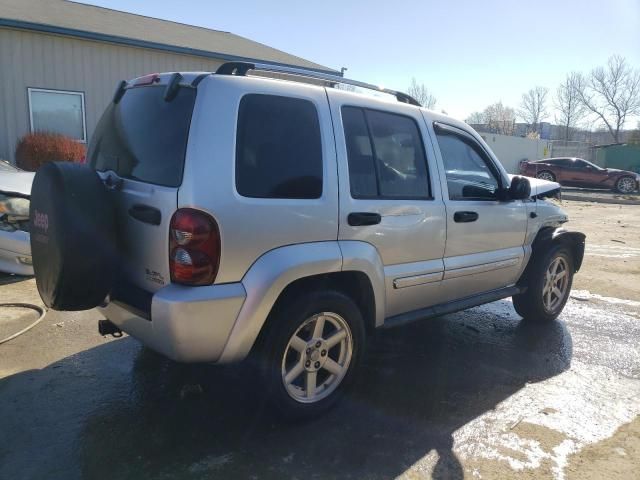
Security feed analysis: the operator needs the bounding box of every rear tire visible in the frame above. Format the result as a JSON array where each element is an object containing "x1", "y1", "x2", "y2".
[
  {"x1": 615, "y1": 176, "x2": 637, "y2": 194},
  {"x1": 513, "y1": 244, "x2": 574, "y2": 323},
  {"x1": 536, "y1": 170, "x2": 556, "y2": 182},
  {"x1": 257, "y1": 290, "x2": 365, "y2": 421}
]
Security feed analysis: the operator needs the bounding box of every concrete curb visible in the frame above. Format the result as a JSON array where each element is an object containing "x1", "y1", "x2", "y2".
[{"x1": 562, "y1": 194, "x2": 640, "y2": 206}]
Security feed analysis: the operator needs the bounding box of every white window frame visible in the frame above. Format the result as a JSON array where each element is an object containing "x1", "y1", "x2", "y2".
[{"x1": 27, "y1": 87, "x2": 87, "y2": 143}]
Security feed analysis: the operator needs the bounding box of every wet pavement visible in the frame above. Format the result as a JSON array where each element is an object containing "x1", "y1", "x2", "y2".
[{"x1": 0, "y1": 277, "x2": 639, "y2": 479}]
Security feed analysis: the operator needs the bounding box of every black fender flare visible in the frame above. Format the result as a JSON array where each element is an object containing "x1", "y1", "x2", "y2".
[{"x1": 518, "y1": 227, "x2": 586, "y2": 288}]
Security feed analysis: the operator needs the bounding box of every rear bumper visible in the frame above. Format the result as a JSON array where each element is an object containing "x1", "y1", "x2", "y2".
[
  {"x1": 0, "y1": 230, "x2": 33, "y2": 275},
  {"x1": 99, "y1": 282, "x2": 246, "y2": 362}
]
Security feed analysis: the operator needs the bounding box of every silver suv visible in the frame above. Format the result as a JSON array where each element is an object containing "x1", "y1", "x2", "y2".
[{"x1": 29, "y1": 63, "x2": 585, "y2": 419}]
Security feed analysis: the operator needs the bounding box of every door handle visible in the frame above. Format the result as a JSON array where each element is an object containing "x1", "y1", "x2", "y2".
[
  {"x1": 128, "y1": 204, "x2": 161, "y2": 226},
  {"x1": 348, "y1": 212, "x2": 382, "y2": 226},
  {"x1": 103, "y1": 172, "x2": 123, "y2": 191},
  {"x1": 453, "y1": 211, "x2": 478, "y2": 223}
]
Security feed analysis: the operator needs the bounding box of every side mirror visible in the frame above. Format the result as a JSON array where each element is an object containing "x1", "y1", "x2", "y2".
[{"x1": 508, "y1": 176, "x2": 531, "y2": 200}]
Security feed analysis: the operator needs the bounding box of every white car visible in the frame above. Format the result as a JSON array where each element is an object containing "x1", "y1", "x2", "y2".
[{"x1": 0, "y1": 160, "x2": 34, "y2": 275}]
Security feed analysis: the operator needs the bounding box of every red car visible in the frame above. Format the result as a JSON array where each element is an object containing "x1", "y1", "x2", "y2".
[{"x1": 520, "y1": 157, "x2": 639, "y2": 194}]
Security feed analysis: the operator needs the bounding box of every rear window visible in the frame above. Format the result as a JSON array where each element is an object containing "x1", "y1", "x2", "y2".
[
  {"x1": 88, "y1": 85, "x2": 196, "y2": 187},
  {"x1": 544, "y1": 159, "x2": 570, "y2": 167}
]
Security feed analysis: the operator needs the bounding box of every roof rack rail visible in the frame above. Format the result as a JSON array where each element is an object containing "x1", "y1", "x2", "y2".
[{"x1": 214, "y1": 61, "x2": 421, "y2": 107}]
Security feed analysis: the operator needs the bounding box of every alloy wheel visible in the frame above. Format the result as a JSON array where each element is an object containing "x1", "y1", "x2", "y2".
[
  {"x1": 542, "y1": 256, "x2": 569, "y2": 313},
  {"x1": 537, "y1": 171, "x2": 555, "y2": 182},
  {"x1": 617, "y1": 177, "x2": 636, "y2": 194},
  {"x1": 281, "y1": 312, "x2": 353, "y2": 403}
]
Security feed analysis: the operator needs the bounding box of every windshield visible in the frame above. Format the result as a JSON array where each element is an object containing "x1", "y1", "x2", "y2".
[
  {"x1": 88, "y1": 85, "x2": 196, "y2": 187},
  {"x1": 582, "y1": 159, "x2": 604, "y2": 170}
]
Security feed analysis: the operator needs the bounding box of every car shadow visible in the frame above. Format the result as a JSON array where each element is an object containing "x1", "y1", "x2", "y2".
[
  {"x1": 0, "y1": 273, "x2": 33, "y2": 286},
  {"x1": 0, "y1": 300, "x2": 572, "y2": 480}
]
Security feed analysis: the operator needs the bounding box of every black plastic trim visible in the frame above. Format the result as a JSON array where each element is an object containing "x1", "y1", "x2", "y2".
[
  {"x1": 383, "y1": 285, "x2": 522, "y2": 329},
  {"x1": 110, "y1": 279, "x2": 153, "y2": 320},
  {"x1": 112, "y1": 80, "x2": 127, "y2": 104},
  {"x1": 517, "y1": 227, "x2": 587, "y2": 289},
  {"x1": 128, "y1": 204, "x2": 161, "y2": 226},
  {"x1": 347, "y1": 212, "x2": 382, "y2": 226}
]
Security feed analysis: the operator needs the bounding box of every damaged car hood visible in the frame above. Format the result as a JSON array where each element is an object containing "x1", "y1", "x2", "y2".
[
  {"x1": 509, "y1": 174, "x2": 561, "y2": 199},
  {"x1": 0, "y1": 171, "x2": 34, "y2": 231},
  {"x1": 0, "y1": 171, "x2": 35, "y2": 198}
]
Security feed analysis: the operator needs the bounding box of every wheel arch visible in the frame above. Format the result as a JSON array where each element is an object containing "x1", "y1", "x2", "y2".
[
  {"x1": 266, "y1": 270, "x2": 377, "y2": 335},
  {"x1": 518, "y1": 227, "x2": 586, "y2": 288},
  {"x1": 615, "y1": 174, "x2": 638, "y2": 193},
  {"x1": 217, "y1": 241, "x2": 385, "y2": 363}
]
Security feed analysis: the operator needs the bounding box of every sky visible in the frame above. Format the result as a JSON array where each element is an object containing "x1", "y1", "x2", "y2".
[{"x1": 80, "y1": 0, "x2": 640, "y2": 125}]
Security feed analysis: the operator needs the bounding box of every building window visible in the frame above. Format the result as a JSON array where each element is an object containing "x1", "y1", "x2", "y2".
[{"x1": 28, "y1": 88, "x2": 87, "y2": 142}]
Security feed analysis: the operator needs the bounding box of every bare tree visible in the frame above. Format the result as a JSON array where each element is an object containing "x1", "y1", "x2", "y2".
[
  {"x1": 465, "y1": 111, "x2": 485, "y2": 125},
  {"x1": 407, "y1": 77, "x2": 437, "y2": 109},
  {"x1": 483, "y1": 102, "x2": 516, "y2": 135},
  {"x1": 554, "y1": 72, "x2": 587, "y2": 141},
  {"x1": 518, "y1": 86, "x2": 549, "y2": 134},
  {"x1": 629, "y1": 122, "x2": 640, "y2": 145},
  {"x1": 575, "y1": 55, "x2": 640, "y2": 143}
]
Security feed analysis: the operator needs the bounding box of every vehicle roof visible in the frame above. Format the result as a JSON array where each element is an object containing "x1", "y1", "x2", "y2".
[
  {"x1": 124, "y1": 70, "x2": 512, "y2": 185},
  {"x1": 129, "y1": 70, "x2": 471, "y2": 130},
  {"x1": 534, "y1": 157, "x2": 582, "y2": 162}
]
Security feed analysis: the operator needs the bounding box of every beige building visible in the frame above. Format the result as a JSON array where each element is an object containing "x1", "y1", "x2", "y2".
[{"x1": 0, "y1": 0, "x2": 335, "y2": 163}]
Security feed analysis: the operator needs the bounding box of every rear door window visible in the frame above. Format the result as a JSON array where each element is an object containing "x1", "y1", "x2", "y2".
[
  {"x1": 89, "y1": 86, "x2": 196, "y2": 187},
  {"x1": 547, "y1": 159, "x2": 570, "y2": 168},
  {"x1": 573, "y1": 159, "x2": 590, "y2": 169},
  {"x1": 236, "y1": 94, "x2": 323, "y2": 199},
  {"x1": 341, "y1": 106, "x2": 431, "y2": 199}
]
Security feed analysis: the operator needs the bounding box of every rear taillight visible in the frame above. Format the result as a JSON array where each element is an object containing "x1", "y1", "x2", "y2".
[{"x1": 169, "y1": 209, "x2": 220, "y2": 286}]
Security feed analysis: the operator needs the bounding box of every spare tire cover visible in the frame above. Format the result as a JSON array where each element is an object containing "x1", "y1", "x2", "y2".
[{"x1": 30, "y1": 162, "x2": 117, "y2": 311}]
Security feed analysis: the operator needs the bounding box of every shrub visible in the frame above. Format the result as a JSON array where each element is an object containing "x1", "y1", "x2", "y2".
[{"x1": 15, "y1": 132, "x2": 86, "y2": 171}]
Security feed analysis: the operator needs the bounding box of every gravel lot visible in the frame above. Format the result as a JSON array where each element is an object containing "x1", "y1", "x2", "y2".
[{"x1": 0, "y1": 200, "x2": 638, "y2": 480}]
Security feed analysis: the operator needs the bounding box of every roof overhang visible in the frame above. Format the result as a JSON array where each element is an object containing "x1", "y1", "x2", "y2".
[{"x1": 0, "y1": 18, "x2": 339, "y2": 76}]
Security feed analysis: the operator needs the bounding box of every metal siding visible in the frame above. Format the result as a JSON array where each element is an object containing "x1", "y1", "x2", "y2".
[
  {"x1": 0, "y1": 30, "x2": 8, "y2": 160},
  {"x1": 0, "y1": 27, "x2": 222, "y2": 162},
  {"x1": 0, "y1": 0, "x2": 335, "y2": 73}
]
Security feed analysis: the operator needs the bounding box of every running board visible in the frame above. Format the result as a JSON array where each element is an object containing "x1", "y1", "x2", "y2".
[{"x1": 382, "y1": 285, "x2": 523, "y2": 329}]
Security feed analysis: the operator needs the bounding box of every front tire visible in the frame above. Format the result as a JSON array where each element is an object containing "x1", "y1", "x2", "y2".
[
  {"x1": 513, "y1": 244, "x2": 574, "y2": 323},
  {"x1": 258, "y1": 290, "x2": 365, "y2": 420},
  {"x1": 615, "y1": 176, "x2": 637, "y2": 194}
]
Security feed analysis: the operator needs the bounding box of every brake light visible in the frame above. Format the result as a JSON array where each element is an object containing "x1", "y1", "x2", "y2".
[
  {"x1": 169, "y1": 209, "x2": 220, "y2": 286},
  {"x1": 134, "y1": 73, "x2": 160, "y2": 86}
]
